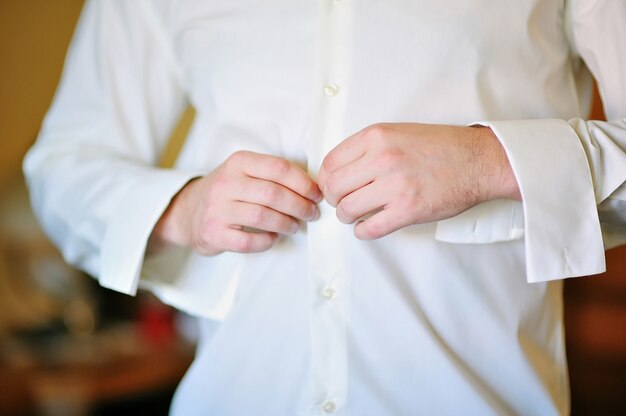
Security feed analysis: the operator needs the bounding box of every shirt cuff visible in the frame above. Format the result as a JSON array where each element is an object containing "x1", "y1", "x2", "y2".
[
  {"x1": 99, "y1": 168, "x2": 202, "y2": 295},
  {"x1": 479, "y1": 119, "x2": 605, "y2": 282},
  {"x1": 435, "y1": 199, "x2": 525, "y2": 244}
]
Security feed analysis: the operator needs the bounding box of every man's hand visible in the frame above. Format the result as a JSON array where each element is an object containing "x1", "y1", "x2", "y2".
[
  {"x1": 317, "y1": 123, "x2": 520, "y2": 240},
  {"x1": 150, "y1": 151, "x2": 322, "y2": 255}
]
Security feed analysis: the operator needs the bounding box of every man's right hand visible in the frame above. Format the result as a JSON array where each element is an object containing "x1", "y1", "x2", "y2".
[{"x1": 149, "y1": 151, "x2": 322, "y2": 256}]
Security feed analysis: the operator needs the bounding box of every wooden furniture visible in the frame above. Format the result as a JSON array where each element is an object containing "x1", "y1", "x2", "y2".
[
  {"x1": 0, "y1": 324, "x2": 194, "y2": 416},
  {"x1": 565, "y1": 245, "x2": 626, "y2": 415}
]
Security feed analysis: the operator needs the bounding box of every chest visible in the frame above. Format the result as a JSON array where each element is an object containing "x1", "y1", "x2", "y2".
[{"x1": 169, "y1": 0, "x2": 568, "y2": 109}]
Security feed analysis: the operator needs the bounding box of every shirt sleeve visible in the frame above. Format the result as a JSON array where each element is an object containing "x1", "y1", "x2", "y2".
[
  {"x1": 566, "y1": 0, "x2": 626, "y2": 249},
  {"x1": 23, "y1": 0, "x2": 201, "y2": 295},
  {"x1": 437, "y1": 0, "x2": 626, "y2": 283}
]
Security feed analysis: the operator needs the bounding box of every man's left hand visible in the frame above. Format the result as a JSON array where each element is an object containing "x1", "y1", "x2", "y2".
[{"x1": 317, "y1": 123, "x2": 521, "y2": 240}]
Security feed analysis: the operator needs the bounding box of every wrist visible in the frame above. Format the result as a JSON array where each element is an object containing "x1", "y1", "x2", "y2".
[
  {"x1": 148, "y1": 177, "x2": 199, "y2": 252},
  {"x1": 470, "y1": 126, "x2": 521, "y2": 202}
]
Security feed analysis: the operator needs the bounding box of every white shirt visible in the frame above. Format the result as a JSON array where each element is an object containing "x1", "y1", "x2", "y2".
[{"x1": 24, "y1": 0, "x2": 626, "y2": 414}]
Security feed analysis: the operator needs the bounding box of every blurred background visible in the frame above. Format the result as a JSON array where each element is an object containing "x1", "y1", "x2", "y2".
[
  {"x1": 0, "y1": 1, "x2": 624, "y2": 415},
  {"x1": 0, "y1": 1, "x2": 194, "y2": 415}
]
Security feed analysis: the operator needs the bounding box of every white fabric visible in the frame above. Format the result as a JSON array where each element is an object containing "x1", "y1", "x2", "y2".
[{"x1": 23, "y1": 0, "x2": 626, "y2": 415}]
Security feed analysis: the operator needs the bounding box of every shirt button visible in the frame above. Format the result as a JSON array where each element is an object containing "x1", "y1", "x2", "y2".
[
  {"x1": 323, "y1": 401, "x2": 337, "y2": 413},
  {"x1": 323, "y1": 83, "x2": 340, "y2": 97},
  {"x1": 321, "y1": 287, "x2": 336, "y2": 300}
]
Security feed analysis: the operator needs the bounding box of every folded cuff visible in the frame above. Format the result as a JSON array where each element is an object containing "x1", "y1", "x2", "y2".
[
  {"x1": 478, "y1": 119, "x2": 605, "y2": 282},
  {"x1": 100, "y1": 168, "x2": 202, "y2": 295},
  {"x1": 436, "y1": 119, "x2": 605, "y2": 282}
]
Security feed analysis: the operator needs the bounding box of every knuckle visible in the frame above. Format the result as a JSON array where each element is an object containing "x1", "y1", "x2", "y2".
[
  {"x1": 378, "y1": 147, "x2": 402, "y2": 168},
  {"x1": 322, "y1": 152, "x2": 337, "y2": 173},
  {"x1": 375, "y1": 143, "x2": 404, "y2": 171},
  {"x1": 283, "y1": 218, "x2": 299, "y2": 234},
  {"x1": 354, "y1": 226, "x2": 367, "y2": 240},
  {"x1": 227, "y1": 150, "x2": 249, "y2": 167},
  {"x1": 249, "y1": 205, "x2": 265, "y2": 227},
  {"x1": 363, "y1": 219, "x2": 388, "y2": 240},
  {"x1": 192, "y1": 231, "x2": 213, "y2": 253},
  {"x1": 304, "y1": 180, "x2": 318, "y2": 198},
  {"x1": 362, "y1": 123, "x2": 389, "y2": 141},
  {"x1": 305, "y1": 201, "x2": 318, "y2": 220},
  {"x1": 292, "y1": 200, "x2": 309, "y2": 219},
  {"x1": 194, "y1": 218, "x2": 218, "y2": 249},
  {"x1": 190, "y1": 233, "x2": 204, "y2": 251},
  {"x1": 234, "y1": 233, "x2": 254, "y2": 252},
  {"x1": 336, "y1": 204, "x2": 351, "y2": 224},
  {"x1": 228, "y1": 151, "x2": 243, "y2": 163},
  {"x1": 337, "y1": 199, "x2": 356, "y2": 223},
  {"x1": 261, "y1": 233, "x2": 276, "y2": 249},
  {"x1": 270, "y1": 158, "x2": 291, "y2": 176},
  {"x1": 211, "y1": 174, "x2": 231, "y2": 192},
  {"x1": 324, "y1": 174, "x2": 340, "y2": 198},
  {"x1": 260, "y1": 183, "x2": 281, "y2": 205}
]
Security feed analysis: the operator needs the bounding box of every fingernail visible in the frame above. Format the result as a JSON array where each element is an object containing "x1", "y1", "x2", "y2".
[
  {"x1": 313, "y1": 189, "x2": 323, "y2": 203},
  {"x1": 290, "y1": 221, "x2": 301, "y2": 234},
  {"x1": 310, "y1": 205, "x2": 320, "y2": 221}
]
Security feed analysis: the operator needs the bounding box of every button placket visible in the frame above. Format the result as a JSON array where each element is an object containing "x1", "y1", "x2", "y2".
[
  {"x1": 323, "y1": 401, "x2": 337, "y2": 414},
  {"x1": 307, "y1": 0, "x2": 352, "y2": 414},
  {"x1": 321, "y1": 286, "x2": 337, "y2": 300},
  {"x1": 323, "y1": 83, "x2": 340, "y2": 97}
]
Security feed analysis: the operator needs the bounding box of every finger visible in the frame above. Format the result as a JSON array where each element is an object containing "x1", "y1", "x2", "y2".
[
  {"x1": 318, "y1": 127, "x2": 369, "y2": 187},
  {"x1": 335, "y1": 180, "x2": 388, "y2": 224},
  {"x1": 232, "y1": 151, "x2": 322, "y2": 202},
  {"x1": 353, "y1": 207, "x2": 412, "y2": 240},
  {"x1": 237, "y1": 177, "x2": 320, "y2": 221},
  {"x1": 227, "y1": 201, "x2": 301, "y2": 235},
  {"x1": 322, "y1": 155, "x2": 376, "y2": 207},
  {"x1": 220, "y1": 228, "x2": 279, "y2": 253}
]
